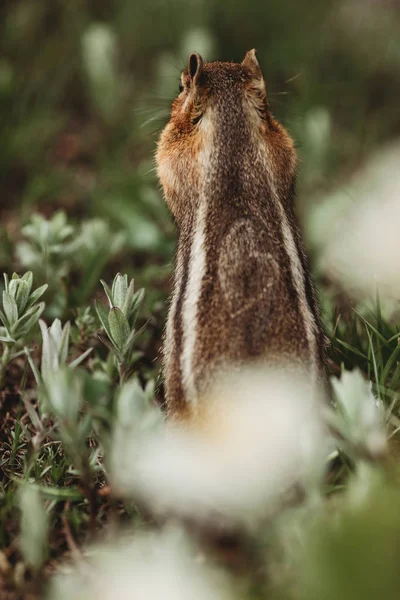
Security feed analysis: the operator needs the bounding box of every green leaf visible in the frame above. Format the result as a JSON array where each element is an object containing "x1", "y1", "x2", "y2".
[
  {"x1": 19, "y1": 483, "x2": 49, "y2": 570},
  {"x1": 11, "y1": 302, "x2": 45, "y2": 338},
  {"x1": 128, "y1": 287, "x2": 145, "y2": 328},
  {"x1": 121, "y1": 278, "x2": 135, "y2": 317},
  {"x1": 109, "y1": 307, "x2": 130, "y2": 351},
  {"x1": 336, "y1": 338, "x2": 371, "y2": 362},
  {"x1": 21, "y1": 271, "x2": 33, "y2": 294},
  {"x1": 0, "y1": 335, "x2": 16, "y2": 343},
  {"x1": 34, "y1": 484, "x2": 84, "y2": 501},
  {"x1": 97, "y1": 332, "x2": 121, "y2": 359},
  {"x1": 26, "y1": 284, "x2": 48, "y2": 308},
  {"x1": 69, "y1": 347, "x2": 92, "y2": 369},
  {"x1": 11, "y1": 280, "x2": 30, "y2": 314},
  {"x1": 58, "y1": 321, "x2": 71, "y2": 364},
  {"x1": 111, "y1": 273, "x2": 128, "y2": 309},
  {"x1": 95, "y1": 300, "x2": 112, "y2": 339},
  {"x1": 25, "y1": 346, "x2": 42, "y2": 386},
  {"x1": 381, "y1": 342, "x2": 400, "y2": 388},
  {"x1": 3, "y1": 290, "x2": 18, "y2": 326},
  {"x1": 3, "y1": 273, "x2": 9, "y2": 292},
  {"x1": 100, "y1": 280, "x2": 113, "y2": 308},
  {"x1": 39, "y1": 319, "x2": 59, "y2": 384},
  {"x1": 49, "y1": 319, "x2": 63, "y2": 348},
  {"x1": 0, "y1": 308, "x2": 10, "y2": 330}
]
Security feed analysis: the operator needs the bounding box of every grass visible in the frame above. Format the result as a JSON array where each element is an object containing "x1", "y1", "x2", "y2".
[
  {"x1": 2, "y1": 1, "x2": 400, "y2": 598},
  {"x1": 0, "y1": 215, "x2": 400, "y2": 599}
]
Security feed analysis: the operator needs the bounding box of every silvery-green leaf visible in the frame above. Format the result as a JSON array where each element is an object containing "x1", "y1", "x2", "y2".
[
  {"x1": 12, "y1": 280, "x2": 30, "y2": 314},
  {"x1": 115, "y1": 377, "x2": 162, "y2": 430},
  {"x1": 21, "y1": 271, "x2": 33, "y2": 295},
  {"x1": 8, "y1": 278, "x2": 18, "y2": 297},
  {"x1": 58, "y1": 321, "x2": 71, "y2": 364},
  {"x1": 0, "y1": 308, "x2": 9, "y2": 330},
  {"x1": 19, "y1": 302, "x2": 44, "y2": 319},
  {"x1": 25, "y1": 346, "x2": 41, "y2": 386},
  {"x1": 45, "y1": 368, "x2": 81, "y2": 422},
  {"x1": 11, "y1": 302, "x2": 45, "y2": 338},
  {"x1": 58, "y1": 225, "x2": 75, "y2": 241},
  {"x1": 52, "y1": 210, "x2": 66, "y2": 231},
  {"x1": 109, "y1": 307, "x2": 130, "y2": 351},
  {"x1": 68, "y1": 347, "x2": 92, "y2": 369},
  {"x1": 95, "y1": 300, "x2": 112, "y2": 338},
  {"x1": 26, "y1": 283, "x2": 48, "y2": 308},
  {"x1": 111, "y1": 273, "x2": 127, "y2": 309},
  {"x1": 15, "y1": 241, "x2": 40, "y2": 270},
  {"x1": 49, "y1": 318, "x2": 63, "y2": 348},
  {"x1": 3, "y1": 273, "x2": 9, "y2": 292},
  {"x1": 128, "y1": 287, "x2": 145, "y2": 328},
  {"x1": 3, "y1": 291, "x2": 18, "y2": 326},
  {"x1": 38, "y1": 217, "x2": 49, "y2": 246},
  {"x1": 78, "y1": 413, "x2": 93, "y2": 440},
  {"x1": 115, "y1": 377, "x2": 145, "y2": 424},
  {"x1": 0, "y1": 335, "x2": 16, "y2": 343},
  {"x1": 100, "y1": 280, "x2": 113, "y2": 308},
  {"x1": 122, "y1": 327, "x2": 137, "y2": 355},
  {"x1": 39, "y1": 319, "x2": 59, "y2": 384},
  {"x1": 97, "y1": 332, "x2": 121, "y2": 359},
  {"x1": 18, "y1": 483, "x2": 49, "y2": 570},
  {"x1": 121, "y1": 279, "x2": 135, "y2": 317}
]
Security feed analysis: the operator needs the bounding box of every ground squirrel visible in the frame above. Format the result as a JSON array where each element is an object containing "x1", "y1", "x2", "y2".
[{"x1": 156, "y1": 50, "x2": 327, "y2": 418}]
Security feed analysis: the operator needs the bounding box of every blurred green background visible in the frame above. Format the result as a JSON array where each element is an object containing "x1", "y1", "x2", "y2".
[{"x1": 1, "y1": 0, "x2": 400, "y2": 299}]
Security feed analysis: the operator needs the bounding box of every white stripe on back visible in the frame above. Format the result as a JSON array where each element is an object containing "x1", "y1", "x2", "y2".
[
  {"x1": 180, "y1": 201, "x2": 207, "y2": 403},
  {"x1": 270, "y1": 182, "x2": 318, "y2": 384}
]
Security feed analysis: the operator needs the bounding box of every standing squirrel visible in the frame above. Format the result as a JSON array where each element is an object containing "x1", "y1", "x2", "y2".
[{"x1": 156, "y1": 50, "x2": 327, "y2": 419}]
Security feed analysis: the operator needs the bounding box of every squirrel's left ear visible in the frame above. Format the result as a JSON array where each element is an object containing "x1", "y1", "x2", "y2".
[
  {"x1": 242, "y1": 49, "x2": 263, "y2": 80},
  {"x1": 188, "y1": 53, "x2": 204, "y2": 86}
]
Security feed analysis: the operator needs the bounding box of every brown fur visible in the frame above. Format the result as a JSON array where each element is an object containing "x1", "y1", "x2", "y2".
[{"x1": 156, "y1": 50, "x2": 327, "y2": 419}]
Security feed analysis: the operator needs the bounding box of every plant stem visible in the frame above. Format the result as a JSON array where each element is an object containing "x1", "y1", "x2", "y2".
[{"x1": 0, "y1": 343, "x2": 11, "y2": 386}]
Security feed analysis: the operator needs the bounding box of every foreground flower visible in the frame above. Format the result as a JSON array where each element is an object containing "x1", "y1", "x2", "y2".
[
  {"x1": 47, "y1": 527, "x2": 236, "y2": 600},
  {"x1": 310, "y1": 142, "x2": 400, "y2": 304},
  {"x1": 109, "y1": 367, "x2": 329, "y2": 529},
  {"x1": 327, "y1": 369, "x2": 388, "y2": 460}
]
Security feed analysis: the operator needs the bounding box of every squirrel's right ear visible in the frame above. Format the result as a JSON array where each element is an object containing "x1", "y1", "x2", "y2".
[
  {"x1": 242, "y1": 49, "x2": 263, "y2": 80},
  {"x1": 188, "y1": 53, "x2": 204, "y2": 86}
]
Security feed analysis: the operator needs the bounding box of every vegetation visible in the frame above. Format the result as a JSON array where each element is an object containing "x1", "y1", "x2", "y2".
[{"x1": 1, "y1": 1, "x2": 400, "y2": 598}]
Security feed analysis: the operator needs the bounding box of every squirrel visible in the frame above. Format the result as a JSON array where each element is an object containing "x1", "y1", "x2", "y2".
[{"x1": 156, "y1": 50, "x2": 327, "y2": 419}]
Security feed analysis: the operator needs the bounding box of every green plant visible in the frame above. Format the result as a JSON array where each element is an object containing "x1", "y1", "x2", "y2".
[
  {"x1": 0, "y1": 271, "x2": 47, "y2": 384},
  {"x1": 95, "y1": 273, "x2": 145, "y2": 381}
]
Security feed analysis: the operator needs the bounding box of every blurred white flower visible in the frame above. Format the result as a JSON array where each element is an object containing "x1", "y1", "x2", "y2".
[
  {"x1": 327, "y1": 369, "x2": 388, "y2": 459},
  {"x1": 180, "y1": 28, "x2": 215, "y2": 61},
  {"x1": 110, "y1": 367, "x2": 329, "y2": 529},
  {"x1": 346, "y1": 461, "x2": 388, "y2": 508},
  {"x1": 82, "y1": 24, "x2": 117, "y2": 87},
  {"x1": 19, "y1": 483, "x2": 49, "y2": 571},
  {"x1": 47, "y1": 527, "x2": 236, "y2": 600},
  {"x1": 302, "y1": 107, "x2": 332, "y2": 186},
  {"x1": 81, "y1": 23, "x2": 121, "y2": 119},
  {"x1": 310, "y1": 143, "x2": 400, "y2": 303}
]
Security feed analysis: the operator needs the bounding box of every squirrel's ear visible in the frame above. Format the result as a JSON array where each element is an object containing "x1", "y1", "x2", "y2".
[
  {"x1": 242, "y1": 49, "x2": 262, "y2": 79},
  {"x1": 188, "y1": 53, "x2": 204, "y2": 85}
]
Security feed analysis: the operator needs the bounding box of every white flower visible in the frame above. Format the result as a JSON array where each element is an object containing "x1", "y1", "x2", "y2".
[
  {"x1": 328, "y1": 369, "x2": 388, "y2": 459},
  {"x1": 109, "y1": 366, "x2": 329, "y2": 529},
  {"x1": 48, "y1": 527, "x2": 235, "y2": 600},
  {"x1": 310, "y1": 142, "x2": 400, "y2": 305}
]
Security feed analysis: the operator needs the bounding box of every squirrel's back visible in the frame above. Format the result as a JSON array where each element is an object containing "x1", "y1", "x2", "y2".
[{"x1": 156, "y1": 51, "x2": 327, "y2": 418}]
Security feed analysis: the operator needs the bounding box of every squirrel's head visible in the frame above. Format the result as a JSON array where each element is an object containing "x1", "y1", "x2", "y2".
[{"x1": 156, "y1": 50, "x2": 297, "y2": 225}]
